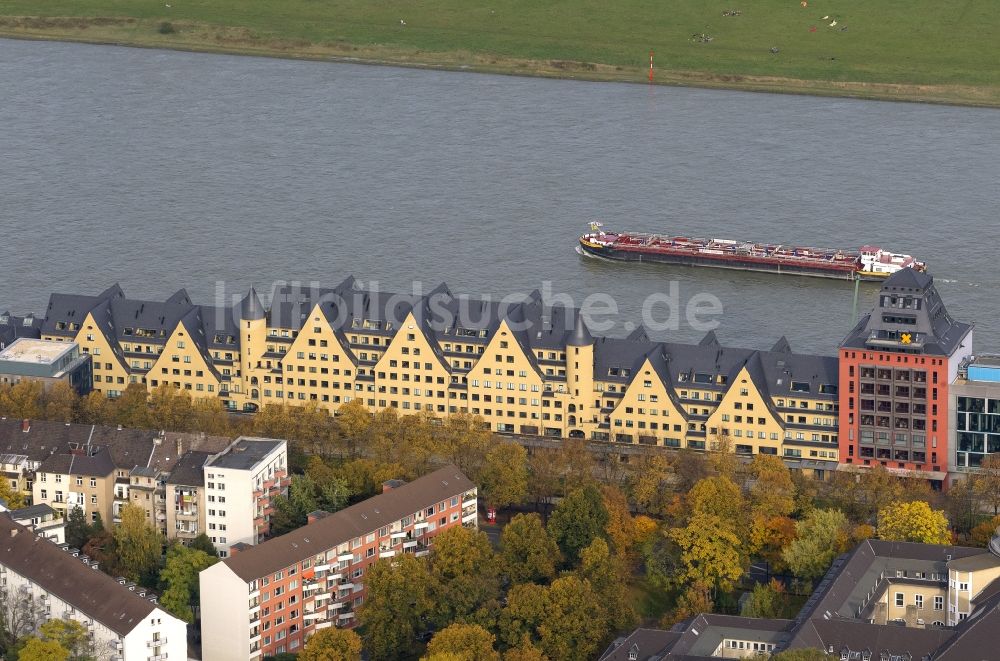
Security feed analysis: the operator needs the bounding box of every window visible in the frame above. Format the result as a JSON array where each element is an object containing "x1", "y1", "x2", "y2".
[
  {"x1": 914, "y1": 594, "x2": 923, "y2": 608},
  {"x1": 895, "y1": 593, "x2": 904, "y2": 607},
  {"x1": 934, "y1": 596, "x2": 944, "y2": 610}
]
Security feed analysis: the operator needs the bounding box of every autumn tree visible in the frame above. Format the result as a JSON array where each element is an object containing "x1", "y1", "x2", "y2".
[
  {"x1": 749, "y1": 515, "x2": 797, "y2": 573},
  {"x1": 423, "y1": 623, "x2": 500, "y2": 661},
  {"x1": 0, "y1": 381, "x2": 43, "y2": 419},
  {"x1": 602, "y1": 485, "x2": 656, "y2": 571},
  {"x1": 537, "y1": 576, "x2": 608, "y2": 661},
  {"x1": 669, "y1": 447, "x2": 710, "y2": 493},
  {"x1": 668, "y1": 512, "x2": 746, "y2": 592},
  {"x1": 627, "y1": 452, "x2": 671, "y2": 514},
  {"x1": 429, "y1": 526, "x2": 502, "y2": 628},
  {"x1": 148, "y1": 385, "x2": 194, "y2": 431},
  {"x1": 974, "y1": 454, "x2": 1000, "y2": 516},
  {"x1": 159, "y1": 543, "x2": 218, "y2": 622},
  {"x1": 0, "y1": 473, "x2": 25, "y2": 509},
  {"x1": 114, "y1": 502, "x2": 163, "y2": 584},
  {"x1": 502, "y1": 640, "x2": 548, "y2": 661},
  {"x1": 112, "y1": 384, "x2": 152, "y2": 429},
  {"x1": 687, "y1": 476, "x2": 747, "y2": 530},
  {"x1": 748, "y1": 454, "x2": 796, "y2": 519},
  {"x1": 36, "y1": 619, "x2": 92, "y2": 659},
  {"x1": 661, "y1": 581, "x2": 713, "y2": 627},
  {"x1": 435, "y1": 413, "x2": 493, "y2": 477},
  {"x1": 358, "y1": 554, "x2": 435, "y2": 661},
  {"x1": 772, "y1": 650, "x2": 835, "y2": 660},
  {"x1": 480, "y1": 441, "x2": 528, "y2": 512},
  {"x1": 497, "y1": 582, "x2": 549, "y2": 649},
  {"x1": 17, "y1": 637, "x2": 69, "y2": 661},
  {"x1": 41, "y1": 382, "x2": 78, "y2": 422},
  {"x1": 878, "y1": 500, "x2": 951, "y2": 545},
  {"x1": 783, "y1": 508, "x2": 850, "y2": 580},
  {"x1": 547, "y1": 483, "x2": 608, "y2": 564},
  {"x1": 577, "y1": 537, "x2": 635, "y2": 630},
  {"x1": 76, "y1": 390, "x2": 113, "y2": 424},
  {"x1": 299, "y1": 627, "x2": 362, "y2": 661},
  {"x1": 500, "y1": 513, "x2": 561, "y2": 584}
]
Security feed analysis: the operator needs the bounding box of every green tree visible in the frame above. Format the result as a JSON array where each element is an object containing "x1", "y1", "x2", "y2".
[
  {"x1": 772, "y1": 650, "x2": 835, "y2": 660},
  {"x1": 783, "y1": 508, "x2": 850, "y2": 580},
  {"x1": 668, "y1": 512, "x2": 746, "y2": 592},
  {"x1": 740, "y1": 579, "x2": 793, "y2": 619},
  {"x1": 480, "y1": 441, "x2": 528, "y2": 511},
  {"x1": 500, "y1": 513, "x2": 561, "y2": 584},
  {"x1": 299, "y1": 627, "x2": 362, "y2": 661},
  {"x1": 423, "y1": 623, "x2": 499, "y2": 661},
  {"x1": 547, "y1": 484, "x2": 608, "y2": 564},
  {"x1": 189, "y1": 532, "x2": 218, "y2": 557},
  {"x1": 113, "y1": 502, "x2": 162, "y2": 584},
  {"x1": 430, "y1": 526, "x2": 502, "y2": 627},
  {"x1": 878, "y1": 500, "x2": 951, "y2": 545},
  {"x1": 497, "y1": 582, "x2": 549, "y2": 649},
  {"x1": 537, "y1": 576, "x2": 607, "y2": 661},
  {"x1": 358, "y1": 554, "x2": 434, "y2": 661},
  {"x1": 65, "y1": 507, "x2": 90, "y2": 549},
  {"x1": 17, "y1": 637, "x2": 69, "y2": 661},
  {"x1": 577, "y1": 537, "x2": 635, "y2": 630},
  {"x1": 159, "y1": 543, "x2": 218, "y2": 622}
]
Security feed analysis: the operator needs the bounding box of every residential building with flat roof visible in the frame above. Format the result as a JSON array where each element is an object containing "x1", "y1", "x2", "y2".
[
  {"x1": 949, "y1": 354, "x2": 1000, "y2": 481},
  {"x1": 0, "y1": 514, "x2": 186, "y2": 661},
  {"x1": 0, "y1": 337, "x2": 91, "y2": 394},
  {"x1": 203, "y1": 436, "x2": 288, "y2": 556},
  {"x1": 199, "y1": 464, "x2": 477, "y2": 660}
]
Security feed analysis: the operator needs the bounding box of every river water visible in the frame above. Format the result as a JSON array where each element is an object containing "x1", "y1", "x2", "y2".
[{"x1": 2, "y1": 39, "x2": 998, "y2": 354}]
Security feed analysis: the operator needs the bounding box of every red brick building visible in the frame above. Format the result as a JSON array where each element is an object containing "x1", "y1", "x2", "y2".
[
  {"x1": 199, "y1": 465, "x2": 478, "y2": 660},
  {"x1": 839, "y1": 270, "x2": 973, "y2": 488}
]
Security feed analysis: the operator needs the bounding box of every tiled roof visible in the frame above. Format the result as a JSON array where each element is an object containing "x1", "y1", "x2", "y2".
[{"x1": 0, "y1": 514, "x2": 159, "y2": 636}]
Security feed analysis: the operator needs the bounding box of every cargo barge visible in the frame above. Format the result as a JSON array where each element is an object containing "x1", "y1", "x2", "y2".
[{"x1": 577, "y1": 222, "x2": 926, "y2": 281}]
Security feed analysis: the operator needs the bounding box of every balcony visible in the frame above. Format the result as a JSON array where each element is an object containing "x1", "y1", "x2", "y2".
[
  {"x1": 413, "y1": 521, "x2": 429, "y2": 530},
  {"x1": 403, "y1": 540, "x2": 418, "y2": 549},
  {"x1": 337, "y1": 553, "x2": 353, "y2": 562},
  {"x1": 315, "y1": 621, "x2": 332, "y2": 630},
  {"x1": 462, "y1": 511, "x2": 478, "y2": 525},
  {"x1": 379, "y1": 549, "x2": 396, "y2": 559},
  {"x1": 390, "y1": 531, "x2": 408, "y2": 539},
  {"x1": 147, "y1": 639, "x2": 167, "y2": 648},
  {"x1": 338, "y1": 612, "x2": 355, "y2": 621}
]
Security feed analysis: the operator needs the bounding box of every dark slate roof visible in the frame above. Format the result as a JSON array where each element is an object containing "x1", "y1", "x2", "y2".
[
  {"x1": 788, "y1": 618, "x2": 953, "y2": 659},
  {"x1": 840, "y1": 270, "x2": 973, "y2": 357},
  {"x1": 599, "y1": 628, "x2": 681, "y2": 661},
  {"x1": 37, "y1": 447, "x2": 115, "y2": 478},
  {"x1": 668, "y1": 614, "x2": 794, "y2": 657},
  {"x1": 9, "y1": 503, "x2": 57, "y2": 519},
  {"x1": 566, "y1": 313, "x2": 595, "y2": 346},
  {"x1": 0, "y1": 514, "x2": 159, "y2": 635},
  {"x1": 167, "y1": 451, "x2": 213, "y2": 487},
  {"x1": 239, "y1": 287, "x2": 266, "y2": 321},
  {"x1": 0, "y1": 312, "x2": 42, "y2": 348},
  {"x1": 223, "y1": 464, "x2": 474, "y2": 581},
  {"x1": 935, "y1": 592, "x2": 1000, "y2": 661}
]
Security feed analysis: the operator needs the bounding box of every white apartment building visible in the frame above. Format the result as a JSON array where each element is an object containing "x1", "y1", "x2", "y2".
[
  {"x1": 203, "y1": 437, "x2": 288, "y2": 557},
  {"x1": 0, "y1": 514, "x2": 186, "y2": 661},
  {"x1": 0, "y1": 503, "x2": 65, "y2": 543}
]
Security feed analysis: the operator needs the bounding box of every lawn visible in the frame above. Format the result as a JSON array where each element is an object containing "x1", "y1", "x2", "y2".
[{"x1": 1, "y1": 0, "x2": 999, "y2": 105}]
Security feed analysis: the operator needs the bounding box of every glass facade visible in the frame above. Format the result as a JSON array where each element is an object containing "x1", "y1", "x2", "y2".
[{"x1": 956, "y1": 396, "x2": 1000, "y2": 467}]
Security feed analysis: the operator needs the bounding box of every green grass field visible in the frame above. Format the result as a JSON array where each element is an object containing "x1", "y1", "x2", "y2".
[{"x1": 1, "y1": 0, "x2": 999, "y2": 105}]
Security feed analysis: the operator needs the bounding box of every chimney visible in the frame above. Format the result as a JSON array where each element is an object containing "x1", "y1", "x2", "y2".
[
  {"x1": 10, "y1": 528, "x2": 18, "y2": 537},
  {"x1": 21, "y1": 419, "x2": 30, "y2": 433},
  {"x1": 117, "y1": 424, "x2": 123, "y2": 431},
  {"x1": 176, "y1": 437, "x2": 183, "y2": 457},
  {"x1": 381, "y1": 479, "x2": 406, "y2": 493}
]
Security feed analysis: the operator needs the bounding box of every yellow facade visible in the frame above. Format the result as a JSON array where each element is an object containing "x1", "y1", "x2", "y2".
[{"x1": 37, "y1": 284, "x2": 840, "y2": 472}]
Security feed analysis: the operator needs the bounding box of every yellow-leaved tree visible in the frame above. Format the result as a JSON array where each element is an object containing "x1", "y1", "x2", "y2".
[{"x1": 877, "y1": 500, "x2": 951, "y2": 545}]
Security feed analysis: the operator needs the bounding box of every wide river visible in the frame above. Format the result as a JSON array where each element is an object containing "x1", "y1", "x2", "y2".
[{"x1": 2, "y1": 39, "x2": 998, "y2": 355}]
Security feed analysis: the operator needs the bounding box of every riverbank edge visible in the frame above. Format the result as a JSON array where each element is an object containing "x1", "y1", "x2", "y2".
[{"x1": 3, "y1": 25, "x2": 999, "y2": 109}]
